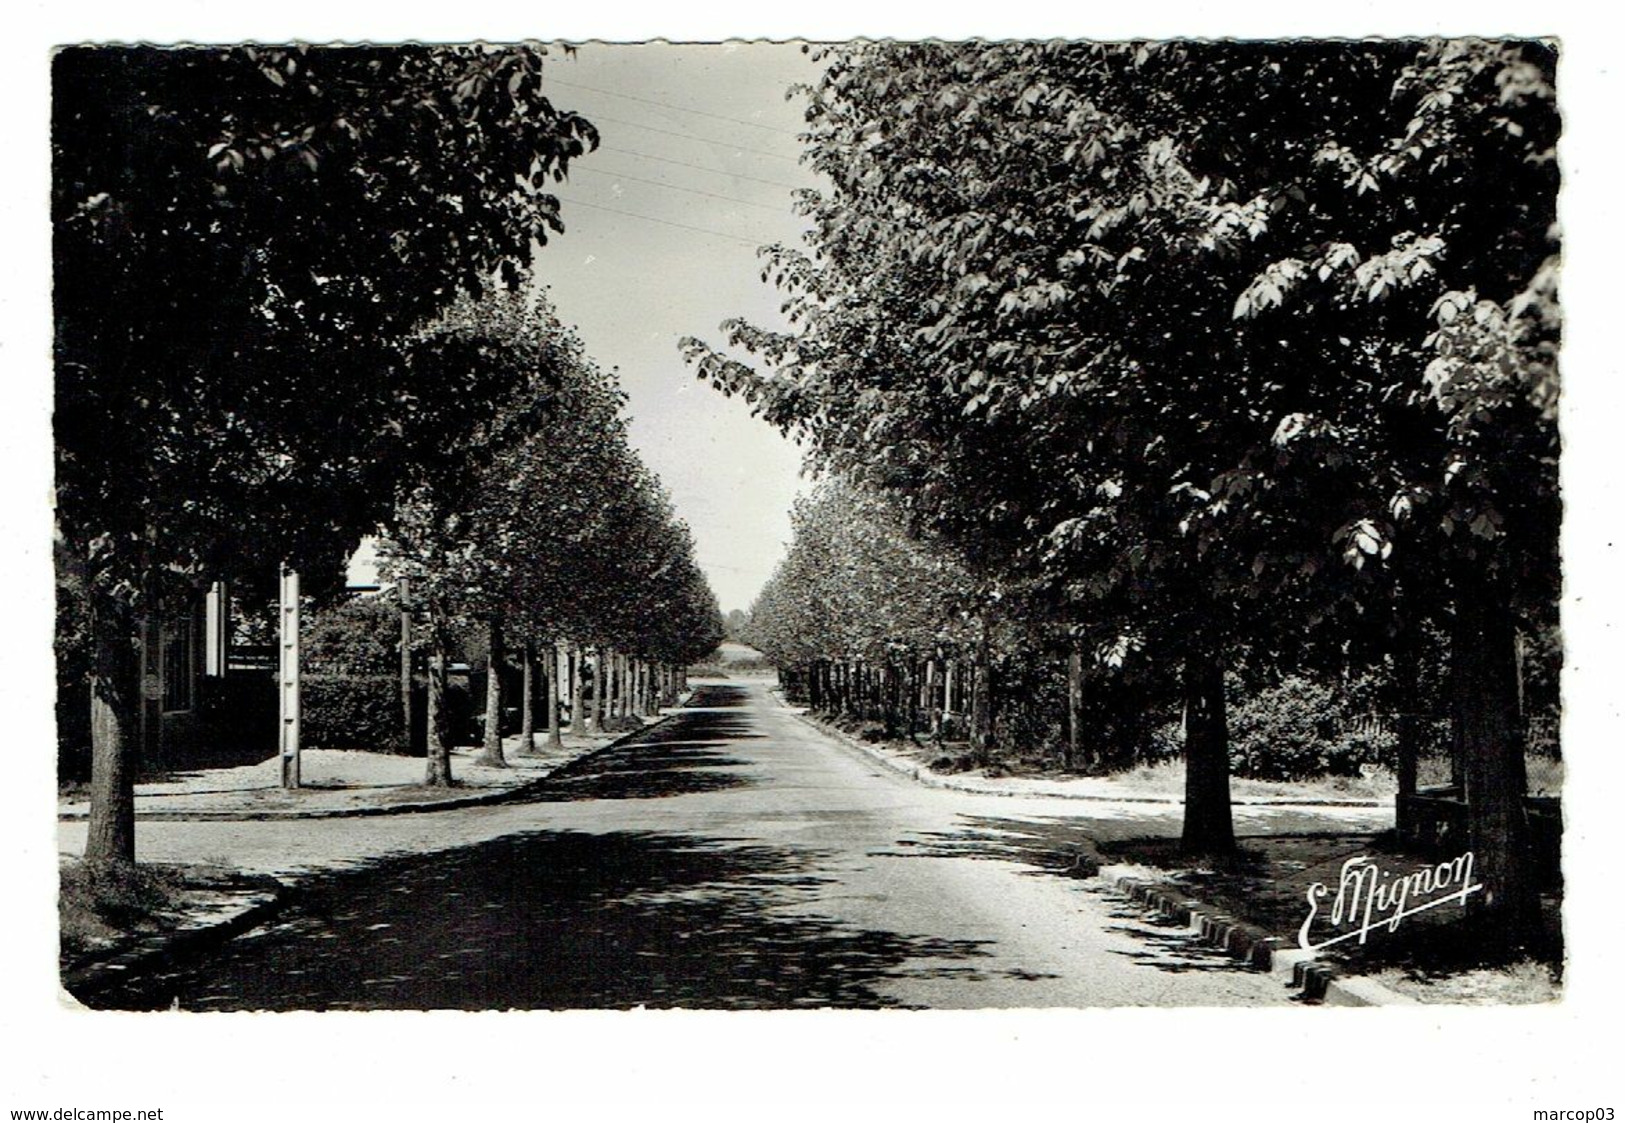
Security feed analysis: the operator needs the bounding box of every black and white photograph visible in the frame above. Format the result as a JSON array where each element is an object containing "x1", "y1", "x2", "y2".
[{"x1": 7, "y1": 4, "x2": 1622, "y2": 1120}]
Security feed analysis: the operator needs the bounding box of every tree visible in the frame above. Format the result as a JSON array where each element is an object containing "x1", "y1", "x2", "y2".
[
  {"x1": 723, "y1": 609, "x2": 751, "y2": 643},
  {"x1": 381, "y1": 285, "x2": 725, "y2": 774},
  {"x1": 380, "y1": 288, "x2": 592, "y2": 778},
  {"x1": 1226, "y1": 40, "x2": 1559, "y2": 939},
  {"x1": 54, "y1": 44, "x2": 597, "y2": 860},
  {"x1": 747, "y1": 478, "x2": 979, "y2": 737},
  {"x1": 685, "y1": 38, "x2": 1558, "y2": 896}
]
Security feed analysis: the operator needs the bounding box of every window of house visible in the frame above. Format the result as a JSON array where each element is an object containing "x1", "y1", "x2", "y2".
[{"x1": 162, "y1": 615, "x2": 195, "y2": 713}]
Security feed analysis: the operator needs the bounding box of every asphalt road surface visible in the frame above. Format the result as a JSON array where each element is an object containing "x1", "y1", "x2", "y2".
[{"x1": 90, "y1": 681, "x2": 1345, "y2": 1010}]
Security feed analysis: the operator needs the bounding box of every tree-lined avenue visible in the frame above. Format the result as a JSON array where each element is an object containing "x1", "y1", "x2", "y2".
[{"x1": 68, "y1": 681, "x2": 1387, "y2": 1010}]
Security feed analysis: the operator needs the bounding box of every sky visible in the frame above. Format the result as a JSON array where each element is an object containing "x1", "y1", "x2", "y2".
[{"x1": 524, "y1": 42, "x2": 828, "y2": 614}]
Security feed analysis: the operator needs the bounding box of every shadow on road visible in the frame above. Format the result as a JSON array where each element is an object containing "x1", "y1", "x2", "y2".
[
  {"x1": 532, "y1": 705, "x2": 763, "y2": 802},
  {"x1": 885, "y1": 815, "x2": 1100, "y2": 878},
  {"x1": 83, "y1": 830, "x2": 994, "y2": 1011},
  {"x1": 888, "y1": 816, "x2": 1279, "y2": 979}
]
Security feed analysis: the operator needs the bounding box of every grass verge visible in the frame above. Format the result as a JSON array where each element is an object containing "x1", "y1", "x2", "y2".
[
  {"x1": 1098, "y1": 832, "x2": 1563, "y2": 1004},
  {"x1": 59, "y1": 860, "x2": 189, "y2": 961}
]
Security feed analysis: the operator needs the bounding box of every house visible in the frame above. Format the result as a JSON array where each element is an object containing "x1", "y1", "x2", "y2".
[{"x1": 136, "y1": 580, "x2": 231, "y2": 768}]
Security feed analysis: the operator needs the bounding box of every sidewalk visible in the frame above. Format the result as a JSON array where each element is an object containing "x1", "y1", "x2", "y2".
[{"x1": 58, "y1": 727, "x2": 633, "y2": 822}]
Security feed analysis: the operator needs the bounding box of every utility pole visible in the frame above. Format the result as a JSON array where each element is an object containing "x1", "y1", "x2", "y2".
[{"x1": 279, "y1": 565, "x2": 301, "y2": 789}]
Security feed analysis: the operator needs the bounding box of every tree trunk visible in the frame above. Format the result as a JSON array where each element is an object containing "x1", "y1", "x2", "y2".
[
  {"x1": 425, "y1": 613, "x2": 453, "y2": 786},
  {"x1": 1393, "y1": 622, "x2": 1421, "y2": 839},
  {"x1": 548, "y1": 642, "x2": 565, "y2": 749},
  {"x1": 569, "y1": 645, "x2": 584, "y2": 733},
  {"x1": 1452, "y1": 563, "x2": 1539, "y2": 948},
  {"x1": 591, "y1": 646, "x2": 606, "y2": 731},
  {"x1": 618, "y1": 651, "x2": 628, "y2": 719},
  {"x1": 969, "y1": 633, "x2": 993, "y2": 763},
  {"x1": 906, "y1": 659, "x2": 919, "y2": 737},
  {"x1": 1180, "y1": 631, "x2": 1235, "y2": 855},
  {"x1": 1066, "y1": 642, "x2": 1087, "y2": 771},
  {"x1": 479, "y1": 619, "x2": 507, "y2": 767},
  {"x1": 880, "y1": 664, "x2": 897, "y2": 736},
  {"x1": 925, "y1": 658, "x2": 942, "y2": 742},
  {"x1": 518, "y1": 638, "x2": 536, "y2": 756},
  {"x1": 85, "y1": 586, "x2": 139, "y2": 865}
]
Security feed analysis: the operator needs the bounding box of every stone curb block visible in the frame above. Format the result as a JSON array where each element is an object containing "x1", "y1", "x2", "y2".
[
  {"x1": 778, "y1": 700, "x2": 1384, "y2": 810},
  {"x1": 1110, "y1": 873, "x2": 1419, "y2": 1006},
  {"x1": 791, "y1": 700, "x2": 1414, "y2": 1006},
  {"x1": 60, "y1": 702, "x2": 700, "y2": 1003},
  {"x1": 58, "y1": 706, "x2": 690, "y2": 825},
  {"x1": 63, "y1": 876, "x2": 291, "y2": 1004},
  {"x1": 1111, "y1": 874, "x2": 1343, "y2": 999}
]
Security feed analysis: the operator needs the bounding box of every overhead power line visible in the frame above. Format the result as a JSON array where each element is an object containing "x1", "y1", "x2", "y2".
[
  {"x1": 572, "y1": 163, "x2": 795, "y2": 214},
  {"x1": 587, "y1": 111, "x2": 803, "y2": 163},
  {"x1": 554, "y1": 193, "x2": 769, "y2": 247},
  {"x1": 698, "y1": 558, "x2": 778, "y2": 577},
  {"x1": 546, "y1": 76, "x2": 803, "y2": 137},
  {"x1": 601, "y1": 145, "x2": 811, "y2": 192}
]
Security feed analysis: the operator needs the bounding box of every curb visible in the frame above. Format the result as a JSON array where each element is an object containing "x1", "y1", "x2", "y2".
[
  {"x1": 61, "y1": 702, "x2": 699, "y2": 1004},
  {"x1": 1106, "y1": 872, "x2": 1418, "y2": 1007},
  {"x1": 780, "y1": 703, "x2": 1385, "y2": 810},
  {"x1": 58, "y1": 708, "x2": 689, "y2": 825},
  {"x1": 63, "y1": 875, "x2": 291, "y2": 1005},
  {"x1": 786, "y1": 701, "x2": 1413, "y2": 1006}
]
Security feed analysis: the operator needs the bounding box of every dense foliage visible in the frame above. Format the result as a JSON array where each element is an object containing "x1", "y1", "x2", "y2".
[
  {"x1": 689, "y1": 39, "x2": 1559, "y2": 940},
  {"x1": 54, "y1": 44, "x2": 597, "y2": 859},
  {"x1": 381, "y1": 287, "x2": 722, "y2": 780}
]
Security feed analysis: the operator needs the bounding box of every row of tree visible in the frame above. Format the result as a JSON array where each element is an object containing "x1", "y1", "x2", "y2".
[
  {"x1": 686, "y1": 40, "x2": 1560, "y2": 945},
  {"x1": 379, "y1": 288, "x2": 723, "y2": 783},
  {"x1": 54, "y1": 44, "x2": 720, "y2": 865}
]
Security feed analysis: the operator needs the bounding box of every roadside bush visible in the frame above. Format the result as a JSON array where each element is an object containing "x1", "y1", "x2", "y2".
[
  {"x1": 302, "y1": 673, "x2": 410, "y2": 753},
  {"x1": 1139, "y1": 677, "x2": 1395, "y2": 781},
  {"x1": 990, "y1": 655, "x2": 1067, "y2": 767},
  {"x1": 1227, "y1": 675, "x2": 1394, "y2": 781},
  {"x1": 305, "y1": 598, "x2": 400, "y2": 675},
  {"x1": 1148, "y1": 720, "x2": 1183, "y2": 760}
]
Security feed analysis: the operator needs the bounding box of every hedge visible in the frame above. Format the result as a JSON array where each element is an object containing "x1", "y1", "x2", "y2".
[
  {"x1": 1226, "y1": 676, "x2": 1395, "y2": 781},
  {"x1": 301, "y1": 674, "x2": 410, "y2": 753}
]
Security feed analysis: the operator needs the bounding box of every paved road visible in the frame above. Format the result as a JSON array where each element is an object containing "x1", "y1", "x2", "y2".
[{"x1": 84, "y1": 681, "x2": 1382, "y2": 1010}]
